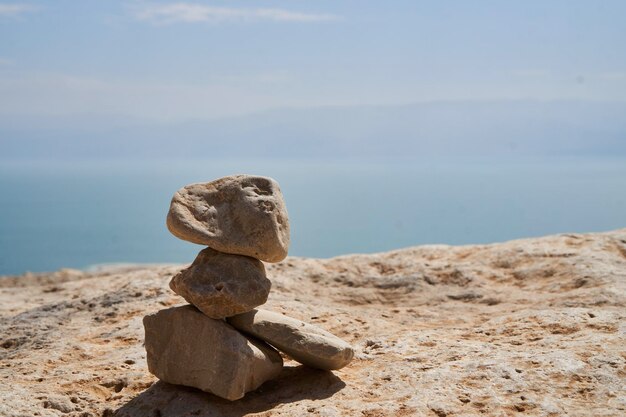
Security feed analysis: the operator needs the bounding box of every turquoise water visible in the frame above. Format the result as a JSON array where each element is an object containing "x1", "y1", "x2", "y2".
[{"x1": 1, "y1": 158, "x2": 625, "y2": 275}]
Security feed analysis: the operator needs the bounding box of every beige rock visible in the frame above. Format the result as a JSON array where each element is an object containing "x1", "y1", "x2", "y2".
[
  {"x1": 228, "y1": 309, "x2": 354, "y2": 370},
  {"x1": 2, "y1": 228, "x2": 626, "y2": 416},
  {"x1": 143, "y1": 305, "x2": 283, "y2": 401},
  {"x1": 166, "y1": 175, "x2": 290, "y2": 262},
  {"x1": 169, "y1": 247, "x2": 271, "y2": 319}
]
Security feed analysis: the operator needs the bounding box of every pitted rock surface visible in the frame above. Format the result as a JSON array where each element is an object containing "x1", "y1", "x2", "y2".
[
  {"x1": 166, "y1": 175, "x2": 290, "y2": 262},
  {"x1": 1, "y1": 229, "x2": 625, "y2": 416},
  {"x1": 169, "y1": 247, "x2": 271, "y2": 319}
]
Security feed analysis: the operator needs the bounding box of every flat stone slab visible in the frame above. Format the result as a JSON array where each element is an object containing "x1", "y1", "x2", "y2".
[
  {"x1": 3, "y1": 229, "x2": 626, "y2": 416},
  {"x1": 143, "y1": 305, "x2": 283, "y2": 401},
  {"x1": 166, "y1": 175, "x2": 290, "y2": 263},
  {"x1": 228, "y1": 309, "x2": 354, "y2": 370},
  {"x1": 169, "y1": 247, "x2": 271, "y2": 319}
]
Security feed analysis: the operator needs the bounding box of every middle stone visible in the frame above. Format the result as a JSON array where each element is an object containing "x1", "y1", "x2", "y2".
[{"x1": 170, "y1": 247, "x2": 271, "y2": 319}]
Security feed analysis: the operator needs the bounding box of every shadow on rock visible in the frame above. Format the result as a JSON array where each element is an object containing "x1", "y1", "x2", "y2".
[{"x1": 114, "y1": 365, "x2": 346, "y2": 417}]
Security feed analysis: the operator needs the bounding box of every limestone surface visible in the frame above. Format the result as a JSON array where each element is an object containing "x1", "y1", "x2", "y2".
[
  {"x1": 1, "y1": 229, "x2": 625, "y2": 416},
  {"x1": 228, "y1": 309, "x2": 354, "y2": 370},
  {"x1": 143, "y1": 305, "x2": 283, "y2": 401},
  {"x1": 166, "y1": 175, "x2": 290, "y2": 262},
  {"x1": 169, "y1": 247, "x2": 271, "y2": 319}
]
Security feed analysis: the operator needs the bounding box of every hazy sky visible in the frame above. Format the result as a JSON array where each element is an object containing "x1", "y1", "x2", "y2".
[{"x1": 1, "y1": 0, "x2": 625, "y2": 122}]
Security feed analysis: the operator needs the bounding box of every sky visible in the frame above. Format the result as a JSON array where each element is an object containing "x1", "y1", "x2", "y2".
[
  {"x1": 1, "y1": 0, "x2": 625, "y2": 125},
  {"x1": 1, "y1": 1, "x2": 626, "y2": 272}
]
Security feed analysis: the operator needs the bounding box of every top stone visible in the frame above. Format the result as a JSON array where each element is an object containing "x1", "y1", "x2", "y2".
[{"x1": 166, "y1": 175, "x2": 290, "y2": 262}]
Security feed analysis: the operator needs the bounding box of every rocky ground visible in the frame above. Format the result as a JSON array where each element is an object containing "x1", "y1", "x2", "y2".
[{"x1": 1, "y1": 229, "x2": 625, "y2": 417}]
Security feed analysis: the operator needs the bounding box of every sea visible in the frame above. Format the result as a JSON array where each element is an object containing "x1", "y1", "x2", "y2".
[{"x1": 1, "y1": 157, "x2": 625, "y2": 275}]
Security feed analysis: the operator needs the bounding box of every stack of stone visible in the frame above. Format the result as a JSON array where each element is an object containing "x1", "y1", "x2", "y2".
[{"x1": 143, "y1": 175, "x2": 353, "y2": 401}]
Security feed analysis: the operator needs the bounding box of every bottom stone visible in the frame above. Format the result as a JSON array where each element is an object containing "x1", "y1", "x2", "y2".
[{"x1": 143, "y1": 305, "x2": 283, "y2": 401}]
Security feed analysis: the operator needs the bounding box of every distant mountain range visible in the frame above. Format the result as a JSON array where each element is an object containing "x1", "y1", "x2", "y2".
[{"x1": 1, "y1": 100, "x2": 625, "y2": 159}]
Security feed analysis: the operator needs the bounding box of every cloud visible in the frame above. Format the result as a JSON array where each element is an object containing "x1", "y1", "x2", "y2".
[
  {"x1": 0, "y1": 58, "x2": 15, "y2": 66},
  {"x1": 0, "y1": 3, "x2": 38, "y2": 17},
  {"x1": 134, "y1": 2, "x2": 339, "y2": 24}
]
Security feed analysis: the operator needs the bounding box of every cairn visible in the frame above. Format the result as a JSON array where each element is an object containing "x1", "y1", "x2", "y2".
[{"x1": 143, "y1": 175, "x2": 353, "y2": 401}]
